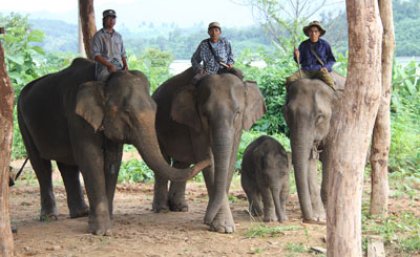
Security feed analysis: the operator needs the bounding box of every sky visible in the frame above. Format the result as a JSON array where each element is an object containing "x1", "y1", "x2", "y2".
[{"x1": 1, "y1": 0, "x2": 259, "y2": 28}]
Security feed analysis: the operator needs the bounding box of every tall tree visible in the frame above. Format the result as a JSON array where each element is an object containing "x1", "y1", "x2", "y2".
[
  {"x1": 369, "y1": 0, "x2": 395, "y2": 216},
  {"x1": 325, "y1": 0, "x2": 383, "y2": 256},
  {"x1": 79, "y1": 0, "x2": 97, "y2": 60},
  {"x1": 0, "y1": 28, "x2": 15, "y2": 256}
]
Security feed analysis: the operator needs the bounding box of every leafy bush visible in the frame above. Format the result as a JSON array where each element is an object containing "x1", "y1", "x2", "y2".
[{"x1": 118, "y1": 159, "x2": 154, "y2": 183}]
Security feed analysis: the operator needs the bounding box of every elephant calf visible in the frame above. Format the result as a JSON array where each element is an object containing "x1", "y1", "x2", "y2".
[{"x1": 241, "y1": 135, "x2": 291, "y2": 222}]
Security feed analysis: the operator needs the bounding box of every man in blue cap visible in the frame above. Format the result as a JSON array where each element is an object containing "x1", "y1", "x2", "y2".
[{"x1": 91, "y1": 9, "x2": 128, "y2": 81}]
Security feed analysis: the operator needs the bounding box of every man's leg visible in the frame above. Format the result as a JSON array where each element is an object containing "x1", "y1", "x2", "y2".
[
  {"x1": 316, "y1": 70, "x2": 335, "y2": 90},
  {"x1": 286, "y1": 70, "x2": 309, "y2": 87}
]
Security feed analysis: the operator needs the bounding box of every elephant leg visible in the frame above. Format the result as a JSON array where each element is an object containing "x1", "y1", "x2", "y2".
[
  {"x1": 19, "y1": 120, "x2": 57, "y2": 221},
  {"x1": 56, "y1": 162, "x2": 88, "y2": 218},
  {"x1": 207, "y1": 196, "x2": 235, "y2": 233},
  {"x1": 308, "y1": 158, "x2": 326, "y2": 222},
  {"x1": 33, "y1": 158, "x2": 57, "y2": 221},
  {"x1": 103, "y1": 140, "x2": 123, "y2": 217},
  {"x1": 241, "y1": 176, "x2": 263, "y2": 217},
  {"x1": 168, "y1": 160, "x2": 189, "y2": 212},
  {"x1": 260, "y1": 186, "x2": 276, "y2": 222},
  {"x1": 204, "y1": 169, "x2": 235, "y2": 233},
  {"x1": 152, "y1": 175, "x2": 169, "y2": 213}
]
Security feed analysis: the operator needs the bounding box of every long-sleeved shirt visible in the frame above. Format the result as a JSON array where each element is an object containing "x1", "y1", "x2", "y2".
[
  {"x1": 295, "y1": 38, "x2": 336, "y2": 72},
  {"x1": 191, "y1": 37, "x2": 234, "y2": 74},
  {"x1": 91, "y1": 28, "x2": 126, "y2": 77}
]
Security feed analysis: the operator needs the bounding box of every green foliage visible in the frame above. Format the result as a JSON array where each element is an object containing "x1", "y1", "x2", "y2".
[
  {"x1": 389, "y1": 61, "x2": 420, "y2": 174},
  {"x1": 127, "y1": 48, "x2": 173, "y2": 92},
  {"x1": 362, "y1": 212, "x2": 420, "y2": 254},
  {"x1": 118, "y1": 159, "x2": 154, "y2": 183},
  {"x1": 245, "y1": 224, "x2": 302, "y2": 238}
]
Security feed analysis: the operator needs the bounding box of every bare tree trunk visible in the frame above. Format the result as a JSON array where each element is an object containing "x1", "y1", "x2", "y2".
[
  {"x1": 0, "y1": 36, "x2": 15, "y2": 257},
  {"x1": 79, "y1": 0, "x2": 97, "y2": 60},
  {"x1": 326, "y1": 1, "x2": 383, "y2": 256},
  {"x1": 78, "y1": 13, "x2": 86, "y2": 57},
  {"x1": 370, "y1": 0, "x2": 395, "y2": 216}
]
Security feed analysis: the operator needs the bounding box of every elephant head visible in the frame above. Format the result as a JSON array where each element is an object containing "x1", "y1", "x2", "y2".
[
  {"x1": 170, "y1": 73, "x2": 266, "y2": 225},
  {"x1": 74, "y1": 71, "x2": 206, "y2": 181},
  {"x1": 283, "y1": 76, "x2": 344, "y2": 222}
]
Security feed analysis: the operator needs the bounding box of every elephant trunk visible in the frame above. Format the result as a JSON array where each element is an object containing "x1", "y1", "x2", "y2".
[
  {"x1": 291, "y1": 128, "x2": 314, "y2": 221},
  {"x1": 205, "y1": 124, "x2": 234, "y2": 221},
  {"x1": 132, "y1": 112, "x2": 206, "y2": 182}
]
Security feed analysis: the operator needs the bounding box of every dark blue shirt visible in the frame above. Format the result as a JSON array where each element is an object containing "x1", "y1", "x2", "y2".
[{"x1": 295, "y1": 38, "x2": 336, "y2": 72}]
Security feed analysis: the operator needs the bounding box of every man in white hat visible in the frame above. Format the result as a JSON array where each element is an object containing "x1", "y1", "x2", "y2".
[
  {"x1": 91, "y1": 9, "x2": 128, "y2": 81},
  {"x1": 191, "y1": 22, "x2": 242, "y2": 83},
  {"x1": 286, "y1": 21, "x2": 336, "y2": 89}
]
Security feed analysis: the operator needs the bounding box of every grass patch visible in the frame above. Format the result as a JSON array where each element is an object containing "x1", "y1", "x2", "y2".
[
  {"x1": 285, "y1": 242, "x2": 307, "y2": 253},
  {"x1": 245, "y1": 224, "x2": 302, "y2": 238},
  {"x1": 362, "y1": 211, "x2": 420, "y2": 254}
]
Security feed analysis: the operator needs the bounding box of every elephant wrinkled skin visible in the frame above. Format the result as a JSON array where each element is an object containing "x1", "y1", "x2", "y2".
[
  {"x1": 241, "y1": 135, "x2": 291, "y2": 222},
  {"x1": 152, "y1": 68, "x2": 265, "y2": 233},
  {"x1": 283, "y1": 72, "x2": 345, "y2": 223},
  {"x1": 17, "y1": 58, "x2": 203, "y2": 235}
]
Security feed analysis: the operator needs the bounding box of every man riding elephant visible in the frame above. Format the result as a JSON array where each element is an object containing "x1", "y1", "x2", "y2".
[
  {"x1": 190, "y1": 21, "x2": 243, "y2": 83},
  {"x1": 286, "y1": 21, "x2": 336, "y2": 90}
]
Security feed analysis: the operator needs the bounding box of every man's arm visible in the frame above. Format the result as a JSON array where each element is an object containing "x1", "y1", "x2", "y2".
[
  {"x1": 323, "y1": 42, "x2": 336, "y2": 72},
  {"x1": 226, "y1": 40, "x2": 234, "y2": 68},
  {"x1": 191, "y1": 43, "x2": 204, "y2": 72},
  {"x1": 94, "y1": 55, "x2": 117, "y2": 72},
  {"x1": 120, "y1": 35, "x2": 128, "y2": 70}
]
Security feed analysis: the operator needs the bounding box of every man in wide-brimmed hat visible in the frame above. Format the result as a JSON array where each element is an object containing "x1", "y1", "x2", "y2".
[
  {"x1": 286, "y1": 21, "x2": 336, "y2": 89},
  {"x1": 191, "y1": 21, "x2": 242, "y2": 83},
  {"x1": 91, "y1": 9, "x2": 128, "y2": 81}
]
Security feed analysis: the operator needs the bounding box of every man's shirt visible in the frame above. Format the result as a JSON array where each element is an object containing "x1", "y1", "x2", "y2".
[
  {"x1": 296, "y1": 38, "x2": 336, "y2": 72},
  {"x1": 191, "y1": 37, "x2": 234, "y2": 74},
  {"x1": 91, "y1": 28, "x2": 126, "y2": 76}
]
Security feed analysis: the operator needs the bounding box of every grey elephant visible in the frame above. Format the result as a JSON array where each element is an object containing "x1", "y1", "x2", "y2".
[
  {"x1": 283, "y1": 72, "x2": 345, "y2": 223},
  {"x1": 152, "y1": 67, "x2": 265, "y2": 233},
  {"x1": 17, "y1": 58, "x2": 206, "y2": 235},
  {"x1": 241, "y1": 135, "x2": 291, "y2": 222}
]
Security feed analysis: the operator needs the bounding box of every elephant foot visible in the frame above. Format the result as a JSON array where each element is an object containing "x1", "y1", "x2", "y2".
[
  {"x1": 263, "y1": 214, "x2": 278, "y2": 223},
  {"x1": 205, "y1": 209, "x2": 235, "y2": 233},
  {"x1": 250, "y1": 207, "x2": 263, "y2": 217},
  {"x1": 88, "y1": 214, "x2": 112, "y2": 236},
  {"x1": 169, "y1": 199, "x2": 189, "y2": 212},
  {"x1": 40, "y1": 208, "x2": 58, "y2": 222},
  {"x1": 69, "y1": 205, "x2": 89, "y2": 218},
  {"x1": 278, "y1": 215, "x2": 288, "y2": 223},
  {"x1": 302, "y1": 216, "x2": 326, "y2": 225},
  {"x1": 152, "y1": 201, "x2": 170, "y2": 213}
]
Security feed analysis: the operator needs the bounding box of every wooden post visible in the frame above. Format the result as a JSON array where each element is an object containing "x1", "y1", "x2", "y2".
[
  {"x1": 370, "y1": 0, "x2": 395, "y2": 216},
  {"x1": 325, "y1": 1, "x2": 383, "y2": 256},
  {"x1": 0, "y1": 26, "x2": 15, "y2": 257},
  {"x1": 79, "y1": 0, "x2": 97, "y2": 60}
]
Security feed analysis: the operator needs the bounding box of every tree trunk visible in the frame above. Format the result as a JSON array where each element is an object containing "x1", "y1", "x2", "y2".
[
  {"x1": 0, "y1": 37, "x2": 15, "y2": 256},
  {"x1": 79, "y1": 0, "x2": 97, "y2": 60},
  {"x1": 326, "y1": 1, "x2": 383, "y2": 256},
  {"x1": 370, "y1": 0, "x2": 395, "y2": 216}
]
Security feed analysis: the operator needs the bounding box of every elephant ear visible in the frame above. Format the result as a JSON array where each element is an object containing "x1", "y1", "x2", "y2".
[
  {"x1": 75, "y1": 81, "x2": 106, "y2": 132},
  {"x1": 171, "y1": 86, "x2": 201, "y2": 132},
  {"x1": 243, "y1": 81, "x2": 266, "y2": 130}
]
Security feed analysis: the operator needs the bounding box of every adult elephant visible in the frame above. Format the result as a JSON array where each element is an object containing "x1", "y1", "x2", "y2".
[
  {"x1": 283, "y1": 72, "x2": 345, "y2": 223},
  {"x1": 152, "y1": 68, "x2": 265, "y2": 233},
  {"x1": 17, "y1": 58, "x2": 207, "y2": 235}
]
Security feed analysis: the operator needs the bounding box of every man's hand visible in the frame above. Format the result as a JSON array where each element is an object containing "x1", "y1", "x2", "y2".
[
  {"x1": 107, "y1": 64, "x2": 117, "y2": 73},
  {"x1": 227, "y1": 63, "x2": 233, "y2": 70},
  {"x1": 320, "y1": 67, "x2": 328, "y2": 73}
]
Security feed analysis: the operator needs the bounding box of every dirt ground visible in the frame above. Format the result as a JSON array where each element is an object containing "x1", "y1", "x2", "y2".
[{"x1": 7, "y1": 157, "x2": 419, "y2": 257}]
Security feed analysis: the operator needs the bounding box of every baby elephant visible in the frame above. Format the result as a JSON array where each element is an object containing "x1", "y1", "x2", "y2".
[{"x1": 241, "y1": 135, "x2": 291, "y2": 222}]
